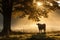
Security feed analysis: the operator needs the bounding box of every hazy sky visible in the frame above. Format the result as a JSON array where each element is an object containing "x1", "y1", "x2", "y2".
[
  {"x1": 0, "y1": 9, "x2": 60, "y2": 33},
  {"x1": 11, "y1": 9, "x2": 60, "y2": 33}
]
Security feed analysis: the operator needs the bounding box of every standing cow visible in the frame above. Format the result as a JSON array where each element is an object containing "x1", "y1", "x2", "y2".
[{"x1": 37, "y1": 23, "x2": 46, "y2": 33}]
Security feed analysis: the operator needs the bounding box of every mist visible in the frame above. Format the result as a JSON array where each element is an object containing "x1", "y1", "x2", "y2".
[
  {"x1": 11, "y1": 9, "x2": 60, "y2": 32},
  {"x1": 0, "y1": 9, "x2": 60, "y2": 33}
]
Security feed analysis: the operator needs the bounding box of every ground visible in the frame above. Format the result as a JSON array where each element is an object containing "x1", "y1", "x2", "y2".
[{"x1": 0, "y1": 32, "x2": 60, "y2": 40}]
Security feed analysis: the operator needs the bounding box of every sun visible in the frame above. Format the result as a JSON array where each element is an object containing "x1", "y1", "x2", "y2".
[{"x1": 36, "y1": 2, "x2": 43, "y2": 7}]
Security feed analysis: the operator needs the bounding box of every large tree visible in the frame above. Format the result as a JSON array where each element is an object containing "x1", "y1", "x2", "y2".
[
  {"x1": 12, "y1": 0, "x2": 59, "y2": 21},
  {"x1": 0, "y1": 0, "x2": 13, "y2": 36},
  {"x1": 12, "y1": 0, "x2": 48, "y2": 21},
  {"x1": 0, "y1": 0, "x2": 59, "y2": 36}
]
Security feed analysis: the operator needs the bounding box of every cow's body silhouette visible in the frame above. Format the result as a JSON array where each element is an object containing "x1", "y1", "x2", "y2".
[{"x1": 37, "y1": 23, "x2": 46, "y2": 33}]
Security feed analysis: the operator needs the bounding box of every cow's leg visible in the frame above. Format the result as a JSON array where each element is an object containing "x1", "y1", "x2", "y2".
[
  {"x1": 39, "y1": 30, "x2": 40, "y2": 33},
  {"x1": 44, "y1": 28, "x2": 46, "y2": 34},
  {"x1": 39, "y1": 30, "x2": 42, "y2": 33},
  {"x1": 40, "y1": 30, "x2": 42, "y2": 33}
]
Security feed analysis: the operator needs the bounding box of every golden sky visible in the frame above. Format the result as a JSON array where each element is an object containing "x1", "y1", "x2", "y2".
[
  {"x1": 0, "y1": 9, "x2": 60, "y2": 33},
  {"x1": 11, "y1": 9, "x2": 60, "y2": 33}
]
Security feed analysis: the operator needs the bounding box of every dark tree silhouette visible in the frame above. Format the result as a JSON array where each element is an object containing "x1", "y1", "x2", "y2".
[
  {"x1": 0, "y1": 0, "x2": 13, "y2": 36},
  {"x1": 12, "y1": 0, "x2": 48, "y2": 21},
  {"x1": 12, "y1": 0, "x2": 59, "y2": 21}
]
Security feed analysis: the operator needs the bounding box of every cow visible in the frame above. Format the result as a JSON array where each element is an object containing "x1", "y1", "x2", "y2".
[{"x1": 37, "y1": 23, "x2": 46, "y2": 33}]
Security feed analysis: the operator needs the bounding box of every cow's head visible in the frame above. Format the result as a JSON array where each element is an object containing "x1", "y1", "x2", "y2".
[{"x1": 37, "y1": 23, "x2": 46, "y2": 26}]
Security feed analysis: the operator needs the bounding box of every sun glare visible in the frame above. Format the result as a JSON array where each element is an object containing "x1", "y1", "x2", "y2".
[{"x1": 36, "y1": 2, "x2": 43, "y2": 7}]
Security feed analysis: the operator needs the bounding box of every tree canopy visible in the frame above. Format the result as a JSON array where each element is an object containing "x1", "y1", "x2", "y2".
[{"x1": 12, "y1": 0, "x2": 59, "y2": 21}]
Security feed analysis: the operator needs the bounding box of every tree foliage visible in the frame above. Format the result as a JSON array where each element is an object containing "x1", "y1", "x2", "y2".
[{"x1": 12, "y1": 0, "x2": 59, "y2": 21}]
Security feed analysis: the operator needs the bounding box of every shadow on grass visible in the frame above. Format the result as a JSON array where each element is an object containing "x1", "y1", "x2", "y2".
[
  {"x1": 26, "y1": 33, "x2": 56, "y2": 40},
  {"x1": 0, "y1": 37, "x2": 19, "y2": 40},
  {"x1": 0, "y1": 33, "x2": 57, "y2": 40}
]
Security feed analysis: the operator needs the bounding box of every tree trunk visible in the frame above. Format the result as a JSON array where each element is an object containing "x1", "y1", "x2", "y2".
[
  {"x1": 2, "y1": 13, "x2": 11, "y2": 36},
  {"x1": 1, "y1": 0, "x2": 13, "y2": 36}
]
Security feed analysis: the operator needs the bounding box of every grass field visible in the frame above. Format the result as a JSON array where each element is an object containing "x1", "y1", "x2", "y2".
[{"x1": 0, "y1": 32, "x2": 60, "y2": 40}]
